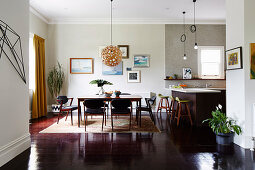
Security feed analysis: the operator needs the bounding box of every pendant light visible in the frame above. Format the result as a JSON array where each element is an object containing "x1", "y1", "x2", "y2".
[
  {"x1": 101, "y1": 0, "x2": 122, "y2": 67},
  {"x1": 181, "y1": 11, "x2": 187, "y2": 60},
  {"x1": 190, "y1": 0, "x2": 198, "y2": 50}
]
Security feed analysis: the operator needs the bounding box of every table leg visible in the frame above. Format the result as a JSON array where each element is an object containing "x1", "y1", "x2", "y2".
[
  {"x1": 78, "y1": 99, "x2": 80, "y2": 127},
  {"x1": 139, "y1": 99, "x2": 141, "y2": 127}
]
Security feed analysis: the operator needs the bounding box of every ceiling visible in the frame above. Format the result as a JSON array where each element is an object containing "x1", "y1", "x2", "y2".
[{"x1": 29, "y1": 0, "x2": 226, "y2": 24}]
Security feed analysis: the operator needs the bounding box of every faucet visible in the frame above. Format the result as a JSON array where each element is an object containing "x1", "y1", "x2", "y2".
[{"x1": 205, "y1": 83, "x2": 212, "y2": 88}]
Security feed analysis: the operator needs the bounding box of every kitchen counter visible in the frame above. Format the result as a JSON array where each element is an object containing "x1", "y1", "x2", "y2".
[
  {"x1": 171, "y1": 88, "x2": 226, "y2": 126},
  {"x1": 171, "y1": 88, "x2": 222, "y2": 93}
]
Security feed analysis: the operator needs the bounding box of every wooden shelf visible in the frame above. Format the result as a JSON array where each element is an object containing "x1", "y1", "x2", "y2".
[{"x1": 164, "y1": 78, "x2": 226, "y2": 81}]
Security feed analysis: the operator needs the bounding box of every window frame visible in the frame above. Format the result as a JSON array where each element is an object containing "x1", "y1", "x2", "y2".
[{"x1": 197, "y1": 46, "x2": 225, "y2": 79}]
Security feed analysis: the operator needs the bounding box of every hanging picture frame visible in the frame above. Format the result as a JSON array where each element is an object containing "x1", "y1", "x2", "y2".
[
  {"x1": 127, "y1": 70, "x2": 141, "y2": 83},
  {"x1": 250, "y1": 43, "x2": 255, "y2": 79},
  {"x1": 133, "y1": 55, "x2": 150, "y2": 68},
  {"x1": 226, "y1": 47, "x2": 243, "y2": 70},
  {"x1": 102, "y1": 62, "x2": 123, "y2": 75},
  {"x1": 117, "y1": 45, "x2": 129, "y2": 59},
  {"x1": 183, "y1": 68, "x2": 192, "y2": 79},
  {"x1": 70, "y1": 58, "x2": 93, "y2": 74}
]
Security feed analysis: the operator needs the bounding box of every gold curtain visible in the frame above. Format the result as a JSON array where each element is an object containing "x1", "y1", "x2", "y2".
[{"x1": 32, "y1": 35, "x2": 47, "y2": 119}]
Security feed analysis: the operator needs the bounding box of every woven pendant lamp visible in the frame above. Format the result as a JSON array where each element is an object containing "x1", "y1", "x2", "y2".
[{"x1": 101, "y1": 0, "x2": 122, "y2": 67}]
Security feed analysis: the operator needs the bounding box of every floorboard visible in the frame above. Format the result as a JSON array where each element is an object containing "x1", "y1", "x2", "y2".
[{"x1": 1, "y1": 112, "x2": 254, "y2": 170}]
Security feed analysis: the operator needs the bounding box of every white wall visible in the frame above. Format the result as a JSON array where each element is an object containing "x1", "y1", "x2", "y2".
[
  {"x1": 0, "y1": 0, "x2": 30, "y2": 167},
  {"x1": 47, "y1": 24, "x2": 167, "y2": 106},
  {"x1": 29, "y1": 12, "x2": 48, "y2": 39},
  {"x1": 226, "y1": 0, "x2": 255, "y2": 148}
]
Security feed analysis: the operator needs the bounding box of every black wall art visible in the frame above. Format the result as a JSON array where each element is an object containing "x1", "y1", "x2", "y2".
[{"x1": 0, "y1": 20, "x2": 26, "y2": 83}]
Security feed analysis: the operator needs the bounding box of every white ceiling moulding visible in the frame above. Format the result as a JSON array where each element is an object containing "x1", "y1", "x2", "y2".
[
  {"x1": 48, "y1": 18, "x2": 226, "y2": 25},
  {"x1": 30, "y1": 7, "x2": 49, "y2": 24}
]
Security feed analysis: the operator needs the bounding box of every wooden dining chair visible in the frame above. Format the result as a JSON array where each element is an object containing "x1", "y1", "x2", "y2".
[
  {"x1": 136, "y1": 96, "x2": 156, "y2": 124},
  {"x1": 83, "y1": 99, "x2": 106, "y2": 131},
  {"x1": 111, "y1": 99, "x2": 132, "y2": 130},
  {"x1": 57, "y1": 96, "x2": 78, "y2": 125}
]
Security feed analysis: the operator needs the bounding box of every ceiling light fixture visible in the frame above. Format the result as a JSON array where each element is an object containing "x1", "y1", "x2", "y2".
[
  {"x1": 101, "y1": 0, "x2": 122, "y2": 67},
  {"x1": 181, "y1": 11, "x2": 187, "y2": 60},
  {"x1": 190, "y1": 0, "x2": 198, "y2": 50}
]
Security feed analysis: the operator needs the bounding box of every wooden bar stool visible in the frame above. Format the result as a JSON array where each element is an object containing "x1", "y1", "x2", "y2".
[
  {"x1": 157, "y1": 94, "x2": 170, "y2": 116},
  {"x1": 175, "y1": 97, "x2": 193, "y2": 126},
  {"x1": 169, "y1": 96, "x2": 176, "y2": 120}
]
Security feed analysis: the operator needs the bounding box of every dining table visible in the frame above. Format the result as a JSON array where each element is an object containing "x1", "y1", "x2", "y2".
[{"x1": 77, "y1": 95, "x2": 143, "y2": 127}]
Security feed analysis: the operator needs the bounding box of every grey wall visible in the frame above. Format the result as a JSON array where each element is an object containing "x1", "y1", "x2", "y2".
[{"x1": 165, "y1": 24, "x2": 226, "y2": 88}]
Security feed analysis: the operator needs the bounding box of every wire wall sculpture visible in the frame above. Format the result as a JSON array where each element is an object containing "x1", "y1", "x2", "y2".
[{"x1": 0, "y1": 20, "x2": 26, "y2": 83}]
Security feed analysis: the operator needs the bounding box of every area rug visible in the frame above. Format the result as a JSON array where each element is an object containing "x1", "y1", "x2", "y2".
[{"x1": 40, "y1": 115, "x2": 160, "y2": 133}]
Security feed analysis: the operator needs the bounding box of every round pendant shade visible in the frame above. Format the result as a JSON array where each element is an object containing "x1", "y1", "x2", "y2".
[{"x1": 102, "y1": 45, "x2": 122, "y2": 67}]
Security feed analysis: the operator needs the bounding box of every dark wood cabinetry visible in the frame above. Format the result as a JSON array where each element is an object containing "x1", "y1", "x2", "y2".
[{"x1": 172, "y1": 90, "x2": 226, "y2": 126}]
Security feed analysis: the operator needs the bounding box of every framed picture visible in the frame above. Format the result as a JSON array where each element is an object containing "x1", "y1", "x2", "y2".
[
  {"x1": 183, "y1": 68, "x2": 192, "y2": 79},
  {"x1": 70, "y1": 58, "x2": 93, "y2": 74},
  {"x1": 250, "y1": 43, "x2": 255, "y2": 79},
  {"x1": 98, "y1": 46, "x2": 106, "y2": 58},
  {"x1": 117, "y1": 45, "x2": 129, "y2": 59},
  {"x1": 133, "y1": 55, "x2": 150, "y2": 67},
  {"x1": 226, "y1": 47, "x2": 243, "y2": 70},
  {"x1": 127, "y1": 70, "x2": 141, "y2": 83},
  {"x1": 102, "y1": 62, "x2": 123, "y2": 75}
]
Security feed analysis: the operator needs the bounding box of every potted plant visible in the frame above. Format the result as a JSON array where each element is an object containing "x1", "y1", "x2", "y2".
[
  {"x1": 47, "y1": 62, "x2": 65, "y2": 112},
  {"x1": 89, "y1": 79, "x2": 113, "y2": 95},
  {"x1": 203, "y1": 104, "x2": 242, "y2": 145}
]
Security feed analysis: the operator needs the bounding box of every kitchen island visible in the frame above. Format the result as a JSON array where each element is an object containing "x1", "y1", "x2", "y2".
[{"x1": 171, "y1": 88, "x2": 226, "y2": 126}]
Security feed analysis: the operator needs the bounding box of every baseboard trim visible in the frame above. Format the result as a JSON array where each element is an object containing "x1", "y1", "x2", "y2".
[{"x1": 0, "y1": 133, "x2": 31, "y2": 167}]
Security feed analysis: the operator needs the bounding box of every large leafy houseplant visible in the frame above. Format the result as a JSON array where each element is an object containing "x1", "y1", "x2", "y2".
[
  {"x1": 203, "y1": 104, "x2": 242, "y2": 145},
  {"x1": 47, "y1": 62, "x2": 65, "y2": 101}
]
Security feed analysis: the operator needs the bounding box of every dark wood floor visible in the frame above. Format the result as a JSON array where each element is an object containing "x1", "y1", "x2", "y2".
[{"x1": 1, "y1": 112, "x2": 255, "y2": 170}]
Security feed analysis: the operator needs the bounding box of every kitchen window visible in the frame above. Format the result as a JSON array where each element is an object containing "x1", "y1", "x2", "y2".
[{"x1": 198, "y1": 46, "x2": 225, "y2": 79}]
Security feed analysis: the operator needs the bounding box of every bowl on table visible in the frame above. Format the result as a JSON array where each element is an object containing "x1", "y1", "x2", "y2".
[
  {"x1": 104, "y1": 92, "x2": 112, "y2": 97},
  {"x1": 114, "y1": 91, "x2": 121, "y2": 97}
]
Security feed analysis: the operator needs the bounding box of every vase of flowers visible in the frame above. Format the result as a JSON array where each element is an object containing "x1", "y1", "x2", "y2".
[{"x1": 89, "y1": 79, "x2": 113, "y2": 95}]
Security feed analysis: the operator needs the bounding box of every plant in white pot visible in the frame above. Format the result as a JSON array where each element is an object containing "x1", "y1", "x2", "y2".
[
  {"x1": 203, "y1": 104, "x2": 242, "y2": 145},
  {"x1": 47, "y1": 62, "x2": 65, "y2": 113},
  {"x1": 89, "y1": 79, "x2": 113, "y2": 95}
]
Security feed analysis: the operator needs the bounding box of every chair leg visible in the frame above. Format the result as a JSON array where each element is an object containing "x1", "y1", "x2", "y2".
[
  {"x1": 57, "y1": 111, "x2": 61, "y2": 124},
  {"x1": 136, "y1": 108, "x2": 139, "y2": 125},
  {"x1": 105, "y1": 112, "x2": 107, "y2": 126},
  {"x1": 157, "y1": 99, "x2": 162, "y2": 115},
  {"x1": 102, "y1": 114, "x2": 104, "y2": 131},
  {"x1": 129, "y1": 114, "x2": 131, "y2": 130},
  {"x1": 111, "y1": 114, "x2": 113, "y2": 131},
  {"x1": 177, "y1": 103, "x2": 181, "y2": 127},
  {"x1": 65, "y1": 111, "x2": 69, "y2": 121},
  {"x1": 165, "y1": 98, "x2": 170, "y2": 115},
  {"x1": 185, "y1": 103, "x2": 193, "y2": 126},
  {"x1": 84, "y1": 113, "x2": 86, "y2": 131},
  {"x1": 71, "y1": 110, "x2": 73, "y2": 125},
  {"x1": 170, "y1": 101, "x2": 175, "y2": 120},
  {"x1": 149, "y1": 110, "x2": 155, "y2": 124}
]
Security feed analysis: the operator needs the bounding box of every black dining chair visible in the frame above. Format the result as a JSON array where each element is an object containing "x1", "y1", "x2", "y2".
[
  {"x1": 136, "y1": 96, "x2": 156, "y2": 124},
  {"x1": 57, "y1": 96, "x2": 78, "y2": 125},
  {"x1": 111, "y1": 99, "x2": 132, "y2": 130},
  {"x1": 83, "y1": 99, "x2": 106, "y2": 131}
]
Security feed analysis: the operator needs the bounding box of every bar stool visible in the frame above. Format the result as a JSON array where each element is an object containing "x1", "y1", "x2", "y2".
[
  {"x1": 157, "y1": 94, "x2": 170, "y2": 116},
  {"x1": 169, "y1": 96, "x2": 176, "y2": 120},
  {"x1": 175, "y1": 97, "x2": 193, "y2": 126}
]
